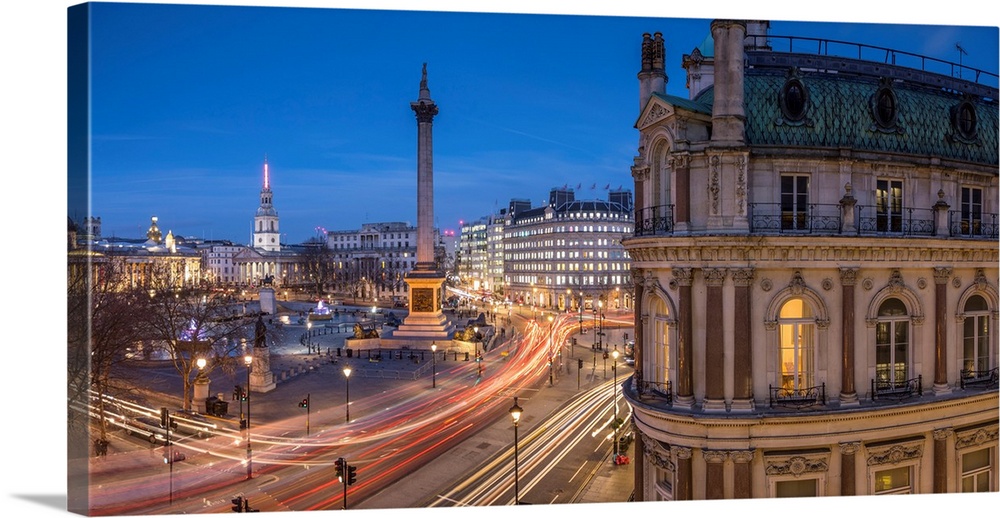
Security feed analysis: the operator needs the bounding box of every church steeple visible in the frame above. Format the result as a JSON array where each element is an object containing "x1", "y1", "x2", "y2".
[{"x1": 252, "y1": 156, "x2": 280, "y2": 252}]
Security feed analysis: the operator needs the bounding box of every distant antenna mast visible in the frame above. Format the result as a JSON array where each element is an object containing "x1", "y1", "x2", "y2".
[{"x1": 955, "y1": 43, "x2": 968, "y2": 79}]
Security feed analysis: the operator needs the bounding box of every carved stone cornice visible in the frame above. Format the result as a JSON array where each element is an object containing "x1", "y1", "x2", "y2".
[
  {"x1": 631, "y1": 165, "x2": 651, "y2": 182},
  {"x1": 703, "y1": 268, "x2": 727, "y2": 287},
  {"x1": 731, "y1": 267, "x2": 755, "y2": 287},
  {"x1": 866, "y1": 443, "x2": 923, "y2": 466},
  {"x1": 642, "y1": 435, "x2": 675, "y2": 471},
  {"x1": 624, "y1": 240, "x2": 999, "y2": 265},
  {"x1": 839, "y1": 268, "x2": 859, "y2": 286},
  {"x1": 839, "y1": 441, "x2": 861, "y2": 455},
  {"x1": 639, "y1": 103, "x2": 671, "y2": 128},
  {"x1": 765, "y1": 455, "x2": 829, "y2": 477}
]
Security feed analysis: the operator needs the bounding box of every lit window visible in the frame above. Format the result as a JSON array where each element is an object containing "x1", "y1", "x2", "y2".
[
  {"x1": 875, "y1": 298, "x2": 910, "y2": 387},
  {"x1": 874, "y1": 466, "x2": 912, "y2": 495},
  {"x1": 778, "y1": 298, "x2": 815, "y2": 391},
  {"x1": 962, "y1": 295, "x2": 992, "y2": 375}
]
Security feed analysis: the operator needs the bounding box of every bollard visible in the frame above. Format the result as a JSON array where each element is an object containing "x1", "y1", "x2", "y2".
[{"x1": 337, "y1": 347, "x2": 342, "y2": 356}]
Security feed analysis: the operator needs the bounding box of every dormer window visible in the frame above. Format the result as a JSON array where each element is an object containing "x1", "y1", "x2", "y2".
[
  {"x1": 780, "y1": 79, "x2": 808, "y2": 122},
  {"x1": 869, "y1": 79, "x2": 901, "y2": 133},
  {"x1": 949, "y1": 99, "x2": 979, "y2": 143}
]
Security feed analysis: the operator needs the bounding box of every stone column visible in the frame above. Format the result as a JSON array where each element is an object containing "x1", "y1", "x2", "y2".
[
  {"x1": 703, "y1": 268, "x2": 727, "y2": 411},
  {"x1": 933, "y1": 428, "x2": 953, "y2": 493},
  {"x1": 731, "y1": 450, "x2": 754, "y2": 499},
  {"x1": 674, "y1": 268, "x2": 695, "y2": 408},
  {"x1": 633, "y1": 269, "x2": 645, "y2": 389},
  {"x1": 704, "y1": 450, "x2": 726, "y2": 499},
  {"x1": 839, "y1": 268, "x2": 859, "y2": 405},
  {"x1": 675, "y1": 446, "x2": 693, "y2": 501},
  {"x1": 839, "y1": 441, "x2": 860, "y2": 496},
  {"x1": 411, "y1": 63, "x2": 439, "y2": 271},
  {"x1": 674, "y1": 155, "x2": 691, "y2": 229},
  {"x1": 633, "y1": 431, "x2": 644, "y2": 501},
  {"x1": 732, "y1": 268, "x2": 754, "y2": 410},
  {"x1": 933, "y1": 268, "x2": 952, "y2": 394}
]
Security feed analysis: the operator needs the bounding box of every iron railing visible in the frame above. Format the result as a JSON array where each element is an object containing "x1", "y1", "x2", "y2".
[
  {"x1": 857, "y1": 206, "x2": 935, "y2": 236},
  {"x1": 637, "y1": 380, "x2": 672, "y2": 404},
  {"x1": 633, "y1": 205, "x2": 674, "y2": 237},
  {"x1": 960, "y1": 367, "x2": 999, "y2": 389},
  {"x1": 749, "y1": 203, "x2": 842, "y2": 234},
  {"x1": 949, "y1": 211, "x2": 1000, "y2": 240},
  {"x1": 872, "y1": 374, "x2": 923, "y2": 400},
  {"x1": 768, "y1": 382, "x2": 826, "y2": 409}
]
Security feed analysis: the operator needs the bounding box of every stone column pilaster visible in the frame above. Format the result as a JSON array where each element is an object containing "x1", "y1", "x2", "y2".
[
  {"x1": 839, "y1": 268, "x2": 859, "y2": 405},
  {"x1": 730, "y1": 450, "x2": 754, "y2": 499},
  {"x1": 839, "y1": 441, "x2": 860, "y2": 496},
  {"x1": 933, "y1": 268, "x2": 952, "y2": 394},
  {"x1": 674, "y1": 268, "x2": 695, "y2": 408},
  {"x1": 674, "y1": 155, "x2": 690, "y2": 230},
  {"x1": 703, "y1": 268, "x2": 727, "y2": 411},
  {"x1": 731, "y1": 268, "x2": 754, "y2": 410},
  {"x1": 675, "y1": 446, "x2": 693, "y2": 501},
  {"x1": 704, "y1": 450, "x2": 726, "y2": 499},
  {"x1": 933, "y1": 428, "x2": 953, "y2": 493},
  {"x1": 633, "y1": 269, "x2": 645, "y2": 388}
]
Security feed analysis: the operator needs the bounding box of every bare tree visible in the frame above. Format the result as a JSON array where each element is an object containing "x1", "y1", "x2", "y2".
[
  {"x1": 139, "y1": 266, "x2": 256, "y2": 411},
  {"x1": 300, "y1": 238, "x2": 336, "y2": 299}
]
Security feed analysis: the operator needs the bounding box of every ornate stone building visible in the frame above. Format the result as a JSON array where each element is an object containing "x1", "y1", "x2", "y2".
[{"x1": 623, "y1": 21, "x2": 998, "y2": 500}]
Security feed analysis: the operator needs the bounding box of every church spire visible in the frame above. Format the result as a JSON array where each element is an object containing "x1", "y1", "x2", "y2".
[{"x1": 263, "y1": 154, "x2": 270, "y2": 190}]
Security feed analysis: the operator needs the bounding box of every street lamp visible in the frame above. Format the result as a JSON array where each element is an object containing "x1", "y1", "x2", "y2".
[
  {"x1": 508, "y1": 397, "x2": 523, "y2": 505},
  {"x1": 343, "y1": 365, "x2": 352, "y2": 423},
  {"x1": 612, "y1": 346, "x2": 620, "y2": 458},
  {"x1": 243, "y1": 353, "x2": 253, "y2": 480},
  {"x1": 307, "y1": 320, "x2": 313, "y2": 354},
  {"x1": 474, "y1": 326, "x2": 482, "y2": 377},
  {"x1": 547, "y1": 315, "x2": 554, "y2": 386},
  {"x1": 431, "y1": 342, "x2": 437, "y2": 388}
]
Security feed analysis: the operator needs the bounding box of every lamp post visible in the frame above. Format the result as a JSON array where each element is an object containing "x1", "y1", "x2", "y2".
[
  {"x1": 243, "y1": 353, "x2": 253, "y2": 480},
  {"x1": 306, "y1": 320, "x2": 313, "y2": 353},
  {"x1": 547, "y1": 315, "x2": 554, "y2": 386},
  {"x1": 431, "y1": 342, "x2": 437, "y2": 388},
  {"x1": 343, "y1": 365, "x2": 352, "y2": 423},
  {"x1": 508, "y1": 397, "x2": 523, "y2": 505},
  {"x1": 474, "y1": 326, "x2": 482, "y2": 377},
  {"x1": 611, "y1": 347, "x2": 620, "y2": 458}
]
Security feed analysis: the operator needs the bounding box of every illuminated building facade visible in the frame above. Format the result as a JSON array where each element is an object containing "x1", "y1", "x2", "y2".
[
  {"x1": 623, "y1": 21, "x2": 998, "y2": 500},
  {"x1": 504, "y1": 187, "x2": 634, "y2": 311}
]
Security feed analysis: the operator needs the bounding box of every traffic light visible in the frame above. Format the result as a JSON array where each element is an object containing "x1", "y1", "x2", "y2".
[
  {"x1": 160, "y1": 407, "x2": 169, "y2": 428},
  {"x1": 231, "y1": 496, "x2": 244, "y2": 513},
  {"x1": 578, "y1": 359, "x2": 584, "y2": 369},
  {"x1": 241, "y1": 388, "x2": 248, "y2": 402},
  {"x1": 298, "y1": 397, "x2": 309, "y2": 408},
  {"x1": 346, "y1": 464, "x2": 357, "y2": 485},
  {"x1": 335, "y1": 457, "x2": 345, "y2": 482}
]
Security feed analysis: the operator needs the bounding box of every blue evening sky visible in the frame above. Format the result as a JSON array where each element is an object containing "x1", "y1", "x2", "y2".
[{"x1": 77, "y1": 2, "x2": 998, "y2": 244}]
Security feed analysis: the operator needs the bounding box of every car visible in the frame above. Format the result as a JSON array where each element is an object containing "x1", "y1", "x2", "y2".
[{"x1": 624, "y1": 354, "x2": 635, "y2": 366}]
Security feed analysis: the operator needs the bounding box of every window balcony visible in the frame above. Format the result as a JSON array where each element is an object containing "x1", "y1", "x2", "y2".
[
  {"x1": 749, "y1": 203, "x2": 842, "y2": 234},
  {"x1": 636, "y1": 380, "x2": 672, "y2": 405},
  {"x1": 768, "y1": 382, "x2": 826, "y2": 409},
  {"x1": 948, "y1": 211, "x2": 999, "y2": 240},
  {"x1": 856, "y1": 206, "x2": 934, "y2": 236},
  {"x1": 633, "y1": 205, "x2": 674, "y2": 237},
  {"x1": 960, "y1": 367, "x2": 999, "y2": 390},
  {"x1": 871, "y1": 374, "x2": 923, "y2": 401}
]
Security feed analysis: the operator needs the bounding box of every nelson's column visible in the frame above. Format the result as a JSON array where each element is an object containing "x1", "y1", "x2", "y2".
[{"x1": 387, "y1": 63, "x2": 454, "y2": 344}]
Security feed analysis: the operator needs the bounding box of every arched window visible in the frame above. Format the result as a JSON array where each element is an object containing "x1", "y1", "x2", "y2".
[
  {"x1": 962, "y1": 295, "x2": 991, "y2": 374},
  {"x1": 779, "y1": 298, "x2": 815, "y2": 391},
  {"x1": 876, "y1": 298, "x2": 909, "y2": 386}
]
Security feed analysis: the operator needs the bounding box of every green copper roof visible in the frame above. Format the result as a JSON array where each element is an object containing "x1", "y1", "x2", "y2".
[
  {"x1": 651, "y1": 91, "x2": 712, "y2": 115},
  {"x1": 740, "y1": 71, "x2": 999, "y2": 166}
]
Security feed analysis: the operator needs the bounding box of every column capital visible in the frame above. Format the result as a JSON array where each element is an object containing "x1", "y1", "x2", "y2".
[
  {"x1": 932, "y1": 427, "x2": 954, "y2": 441},
  {"x1": 731, "y1": 267, "x2": 755, "y2": 287},
  {"x1": 675, "y1": 446, "x2": 693, "y2": 459},
  {"x1": 839, "y1": 267, "x2": 859, "y2": 286},
  {"x1": 933, "y1": 267, "x2": 953, "y2": 284},
  {"x1": 703, "y1": 268, "x2": 727, "y2": 287},
  {"x1": 703, "y1": 450, "x2": 727, "y2": 463},
  {"x1": 839, "y1": 441, "x2": 861, "y2": 455},
  {"x1": 728, "y1": 449, "x2": 755, "y2": 463},
  {"x1": 672, "y1": 268, "x2": 693, "y2": 286}
]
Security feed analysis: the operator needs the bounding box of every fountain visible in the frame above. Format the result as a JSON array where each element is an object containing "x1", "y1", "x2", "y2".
[{"x1": 308, "y1": 300, "x2": 333, "y2": 321}]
